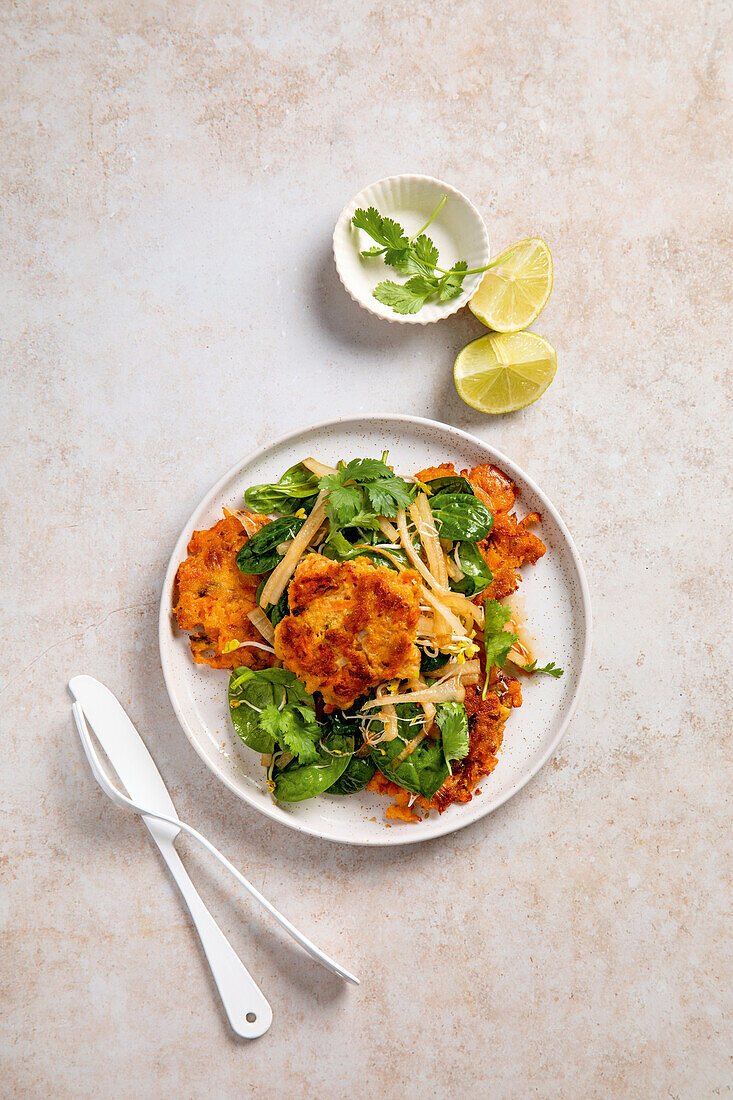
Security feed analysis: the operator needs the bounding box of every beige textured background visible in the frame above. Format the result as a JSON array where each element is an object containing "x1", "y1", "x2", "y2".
[{"x1": 2, "y1": 1, "x2": 731, "y2": 1097}]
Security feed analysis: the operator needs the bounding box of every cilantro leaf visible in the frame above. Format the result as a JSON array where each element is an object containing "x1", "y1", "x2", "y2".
[
  {"x1": 435, "y1": 702, "x2": 470, "y2": 774},
  {"x1": 352, "y1": 207, "x2": 409, "y2": 252},
  {"x1": 522, "y1": 659, "x2": 564, "y2": 678},
  {"x1": 372, "y1": 280, "x2": 430, "y2": 314},
  {"x1": 412, "y1": 234, "x2": 440, "y2": 268},
  {"x1": 481, "y1": 599, "x2": 517, "y2": 698},
  {"x1": 259, "y1": 704, "x2": 321, "y2": 765},
  {"x1": 339, "y1": 458, "x2": 395, "y2": 481},
  {"x1": 387, "y1": 236, "x2": 439, "y2": 278},
  {"x1": 346, "y1": 509, "x2": 384, "y2": 530},
  {"x1": 319, "y1": 476, "x2": 362, "y2": 526},
  {"x1": 351, "y1": 198, "x2": 507, "y2": 316},
  {"x1": 366, "y1": 476, "x2": 414, "y2": 517},
  {"x1": 438, "y1": 260, "x2": 469, "y2": 301}
]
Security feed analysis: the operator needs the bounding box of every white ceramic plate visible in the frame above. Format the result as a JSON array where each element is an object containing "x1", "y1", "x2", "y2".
[{"x1": 159, "y1": 416, "x2": 591, "y2": 846}]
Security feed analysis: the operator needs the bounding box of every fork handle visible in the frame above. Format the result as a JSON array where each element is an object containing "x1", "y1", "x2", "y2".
[{"x1": 148, "y1": 827, "x2": 272, "y2": 1038}]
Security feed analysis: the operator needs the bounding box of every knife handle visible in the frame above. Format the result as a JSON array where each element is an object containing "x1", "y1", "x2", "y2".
[{"x1": 149, "y1": 829, "x2": 272, "y2": 1038}]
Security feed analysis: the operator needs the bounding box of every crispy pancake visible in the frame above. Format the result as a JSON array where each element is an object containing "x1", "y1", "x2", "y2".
[
  {"x1": 174, "y1": 514, "x2": 275, "y2": 671},
  {"x1": 274, "y1": 554, "x2": 421, "y2": 709}
]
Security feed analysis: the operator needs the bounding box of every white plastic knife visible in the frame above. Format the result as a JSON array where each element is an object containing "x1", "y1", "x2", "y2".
[{"x1": 68, "y1": 674, "x2": 273, "y2": 1038}]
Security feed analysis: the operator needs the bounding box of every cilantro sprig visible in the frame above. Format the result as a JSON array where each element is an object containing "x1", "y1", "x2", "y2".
[
  {"x1": 318, "y1": 456, "x2": 414, "y2": 536},
  {"x1": 522, "y1": 659, "x2": 564, "y2": 678},
  {"x1": 352, "y1": 196, "x2": 505, "y2": 315},
  {"x1": 481, "y1": 599, "x2": 517, "y2": 699}
]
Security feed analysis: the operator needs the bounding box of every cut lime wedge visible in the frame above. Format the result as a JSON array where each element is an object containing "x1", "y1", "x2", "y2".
[
  {"x1": 470, "y1": 238, "x2": 552, "y2": 332},
  {"x1": 454, "y1": 332, "x2": 557, "y2": 414}
]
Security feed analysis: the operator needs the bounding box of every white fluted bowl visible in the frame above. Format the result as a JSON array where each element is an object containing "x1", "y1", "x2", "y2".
[{"x1": 333, "y1": 174, "x2": 489, "y2": 324}]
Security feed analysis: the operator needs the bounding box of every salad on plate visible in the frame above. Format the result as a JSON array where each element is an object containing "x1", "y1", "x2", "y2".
[{"x1": 173, "y1": 454, "x2": 561, "y2": 823}]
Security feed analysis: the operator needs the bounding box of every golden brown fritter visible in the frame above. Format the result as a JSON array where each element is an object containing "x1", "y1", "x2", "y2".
[
  {"x1": 174, "y1": 514, "x2": 275, "y2": 671},
  {"x1": 467, "y1": 462, "x2": 518, "y2": 514},
  {"x1": 274, "y1": 554, "x2": 421, "y2": 709},
  {"x1": 367, "y1": 678, "x2": 522, "y2": 821}
]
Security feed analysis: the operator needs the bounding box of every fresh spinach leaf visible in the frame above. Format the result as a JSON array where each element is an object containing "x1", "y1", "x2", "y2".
[
  {"x1": 228, "y1": 667, "x2": 315, "y2": 753},
  {"x1": 272, "y1": 732, "x2": 354, "y2": 802},
  {"x1": 236, "y1": 516, "x2": 305, "y2": 574},
  {"x1": 435, "y1": 702, "x2": 469, "y2": 773},
  {"x1": 369, "y1": 704, "x2": 449, "y2": 800},
  {"x1": 321, "y1": 530, "x2": 410, "y2": 571},
  {"x1": 329, "y1": 755, "x2": 376, "y2": 795},
  {"x1": 450, "y1": 541, "x2": 493, "y2": 597},
  {"x1": 423, "y1": 475, "x2": 474, "y2": 497},
  {"x1": 429, "y1": 493, "x2": 493, "y2": 541},
  {"x1": 243, "y1": 463, "x2": 319, "y2": 515}
]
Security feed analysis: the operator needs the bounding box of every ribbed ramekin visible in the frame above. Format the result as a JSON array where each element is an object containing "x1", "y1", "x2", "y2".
[{"x1": 332, "y1": 174, "x2": 489, "y2": 325}]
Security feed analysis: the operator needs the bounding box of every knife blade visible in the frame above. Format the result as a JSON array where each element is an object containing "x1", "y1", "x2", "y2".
[{"x1": 68, "y1": 675, "x2": 179, "y2": 829}]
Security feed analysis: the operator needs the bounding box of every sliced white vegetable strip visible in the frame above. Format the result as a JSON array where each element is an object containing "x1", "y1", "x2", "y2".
[
  {"x1": 396, "y1": 509, "x2": 447, "y2": 594},
  {"x1": 410, "y1": 497, "x2": 445, "y2": 586},
  {"x1": 247, "y1": 607, "x2": 276, "y2": 645},
  {"x1": 380, "y1": 704, "x2": 398, "y2": 742},
  {"x1": 378, "y1": 517, "x2": 400, "y2": 543},
  {"x1": 302, "y1": 457, "x2": 336, "y2": 477},
  {"x1": 418, "y1": 495, "x2": 450, "y2": 588},
  {"x1": 410, "y1": 495, "x2": 450, "y2": 643},
  {"x1": 361, "y1": 677, "x2": 465, "y2": 710},
  {"x1": 259, "y1": 492, "x2": 328, "y2": 608},
  {"x1": 443, "y1": 589, "x2": 484, "y2": 626},
  {"x1": 420, "y1": 587, "x2": 466, "y2": 637},
  {"x1": 223, "y1": 507, "x2": 267, "y2": 537},
  {"x1": 431, "y1": 659, "x2": 481, "y2": 681}
]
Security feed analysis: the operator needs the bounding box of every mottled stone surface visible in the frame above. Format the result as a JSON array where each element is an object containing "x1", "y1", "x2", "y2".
[{"x1": 1, "y1": 2, "x2": 731, "y2": 1096}]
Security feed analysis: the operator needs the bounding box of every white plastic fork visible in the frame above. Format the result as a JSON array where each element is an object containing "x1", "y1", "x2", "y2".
[{"x1": 71, "y1": 702, "x2": 359, "y2": 989}]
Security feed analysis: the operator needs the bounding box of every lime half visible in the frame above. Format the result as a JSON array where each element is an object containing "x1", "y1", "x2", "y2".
[
  {"x1": 470, "y1": 238, "x2": 552, "y2": 332},
  {"x1": 454, "y1": 331, "x2": 557, "y2": 414}
]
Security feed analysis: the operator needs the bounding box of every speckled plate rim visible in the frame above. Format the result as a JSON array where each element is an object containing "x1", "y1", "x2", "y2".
[{"x1": 159, "y1": 415, "x2": 592, "y2": 847}]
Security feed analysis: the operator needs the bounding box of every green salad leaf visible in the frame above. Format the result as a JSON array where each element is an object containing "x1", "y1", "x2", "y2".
[
  {"x1": 228, "y1": 667, "x2": 315, "y2": 753},
  {"x1": 422, "y1": 474, "x2": 475, "y2": 497},
  {"x1": 236, "y1": 516, "x2": 305, "y2": 574},
  {"x1": 368, "y1": 704, "x2": 449, "y2": 800},
  {"x1": 428, "y1": 492, "x2": 493, "y2": 541},
  {"x1": 435, "y1": 701, "x2": 470, "y2": 773},
  {"x1": 450, "y1": 541, "x2": 493, "y2": 597},
  {"x1": 481, "y1": 599, "x2": 517, "y2": 698},
  {"x1": 272, "y1": 732, "x2": 354, "y2": 802},
  {"x1": 243, "y1": 462, "x2": 318, "y2": 515},
  {"x1": 328, "y1": 755, "x2": 376, "y2": 795},
  {"x1": 316, "y1": 456, "x2": 415, "y2": 543},
  {"x1": 259, "y1": 703, "x2": 321, "y2": 765}
]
